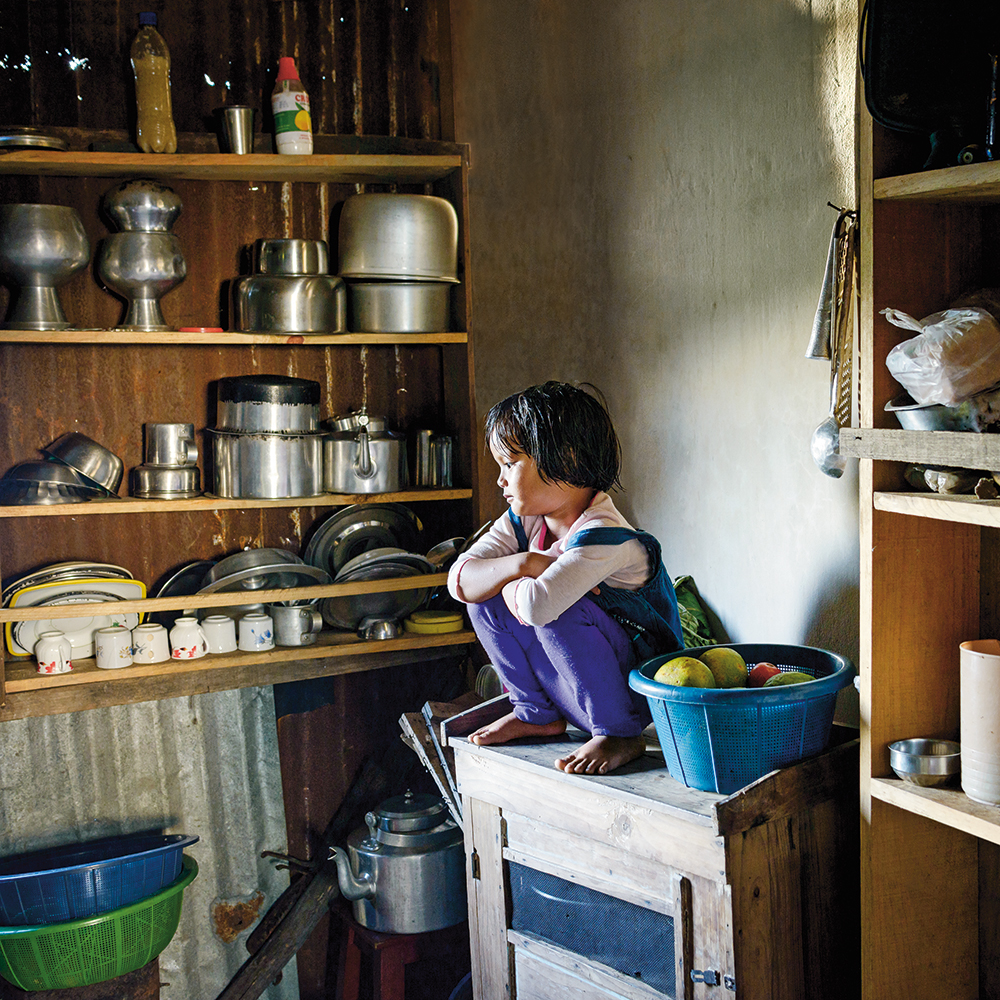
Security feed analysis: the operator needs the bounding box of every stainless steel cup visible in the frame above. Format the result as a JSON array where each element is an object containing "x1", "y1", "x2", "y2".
[
  {"x1": 430, "y1": 435, "x2": 453, "y2": 487},
  {"x1": 268, "y1": 603, "x2": 323, "y2": 646},
  {"x1": 218, "y1": 106, "x2": 255, "y2": 154},
  {"x1": 144, "y1": 423, "x2": 197, "y2": 467},
  {"x1": 415, "y1": 429, "x2": 434, "y2": 486}
]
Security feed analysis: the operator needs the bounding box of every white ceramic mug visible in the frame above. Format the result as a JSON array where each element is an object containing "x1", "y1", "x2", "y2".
[
  {"x1": 34, "y1": 631, "x2": 72, "y2": 674},
  {"x1": 95, "y1": 625, "x2": 133, "y2": 670},
  {"x1": 170, "y1": 616, "x2": 209, "y2": 659},
  {"x1": 203, "y1": 615, "x2": 238, "y2": 654},
  {"x1": 238, "y1": 612, "x2": 274, "y2": 652},
  {"x1": 131, "y1": 622, "x2": 170, "y2": 663}
]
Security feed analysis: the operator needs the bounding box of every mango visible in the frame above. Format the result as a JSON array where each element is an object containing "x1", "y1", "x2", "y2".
[
  {"x1": 653, "y1": 656, "x2": 716, "y2": 688},
  {"x1": 699, "y1": 647, "x2": 748, "y2": 688},
  {"x1": 763, "y1": 671, "x2": 814, "y2": 687}
]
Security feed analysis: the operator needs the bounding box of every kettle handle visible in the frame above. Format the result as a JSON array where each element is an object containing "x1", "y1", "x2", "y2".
[{"x1": 353, "y1": 426, "x2": 378, "y2": 480}]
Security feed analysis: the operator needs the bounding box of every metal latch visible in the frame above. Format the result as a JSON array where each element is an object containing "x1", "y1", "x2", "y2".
[
  {"x1": 724, "y1": 975, "x2": 736, "y2": 991},
  {"x1": 471, "y1": 849, "x2": 480, "y2": 880},
  {"x1": 691, "y1": 969, "x2": 720, "y2": 985}
]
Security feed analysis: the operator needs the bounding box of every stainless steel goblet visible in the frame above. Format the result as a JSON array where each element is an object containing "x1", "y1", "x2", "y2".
[
  {"x1": 0, "y1": 204, "x2": 91, "y2": 330},
  {"x1": 96, "y1": 231, "x2": 187, "y2": 331}
]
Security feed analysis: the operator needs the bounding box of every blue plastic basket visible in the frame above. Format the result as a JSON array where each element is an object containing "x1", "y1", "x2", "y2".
[
  {"x1": 0, "y1": 832, "x2": 199, "y2": 926},
  {"x1": 629, "y1": 643, "x2": 854, "y2": 794}
]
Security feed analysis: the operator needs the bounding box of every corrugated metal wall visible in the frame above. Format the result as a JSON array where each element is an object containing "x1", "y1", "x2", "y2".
[{"x1": 0, "y1": 688, "x2": 297, "y2": 1000}]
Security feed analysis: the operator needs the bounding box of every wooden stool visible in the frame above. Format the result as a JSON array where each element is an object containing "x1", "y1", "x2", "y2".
[{"x1": 334, "y1": 907, "x2": 469, "y2": 1000}]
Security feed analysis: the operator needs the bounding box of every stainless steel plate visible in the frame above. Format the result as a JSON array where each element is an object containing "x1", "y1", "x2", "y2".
[
  {"x1": 0, "y1": 129, "x2": 69, "y2": 150},
  {"x1": 195, "y1": 562, "x2": 331, "y2": 619},
  {"x1": 320, "y1": 561, "x2": 430, "y2": 631},
  {"x1": 304, "y1": 504, "x2": 422, "y2": 577}
]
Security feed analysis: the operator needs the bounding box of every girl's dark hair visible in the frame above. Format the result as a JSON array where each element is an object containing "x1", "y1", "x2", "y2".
[{"x1": 484, "y1": 381, "x2": 623, "y2": 492}]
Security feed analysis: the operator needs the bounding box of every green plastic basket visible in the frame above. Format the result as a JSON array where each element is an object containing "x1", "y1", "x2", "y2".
[{"x1": 0, "y1": 855, "x2": 197, "y2": 991}]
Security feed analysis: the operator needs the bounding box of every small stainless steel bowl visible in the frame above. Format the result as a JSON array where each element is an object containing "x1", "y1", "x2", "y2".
[
  {"x1": 256, "y1": 239, "x2": 328, "y2": 275},
  {"x1": 357, "y1": 616, "x2": 402, "y2": 640},
  {"x1": 885, "y1": 386, "x2": 1000, "y2": 433},
  {"x1": 130, "y1": 464, "x2": 202, "y2": 499},
  {"x1": 888, "y1": 738, "x2": 961, "y2": 787},
  {"x1": 41, "y1": 433, "x2": 124, "y2": 495}
]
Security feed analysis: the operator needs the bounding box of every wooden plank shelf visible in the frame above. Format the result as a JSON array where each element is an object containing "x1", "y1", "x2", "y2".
[
  {"x1": 0, "y1": 629, "x2": 475, "y2": 722},
  {"x1": 0, "y1": 330, "x2": 468, "y2": 346},
  {"x1": 0, "y1": 150, "x2": 463, "y2": 185},
  {"x1": 840, "y1": 427, "x2": 1000, "y2": 467},
  {"x1": 870, "y1": 777, "x2": 1000, "y2": 846},
  {"x1": 874, "y1": 160, "x2": 1000, "y2": 204},
  {"x1": 0, "y1": 489, "x2": 473, "y2": 518},
  {"x1": 874, "y1": 491, "x2": 1000, "y2": 528}
]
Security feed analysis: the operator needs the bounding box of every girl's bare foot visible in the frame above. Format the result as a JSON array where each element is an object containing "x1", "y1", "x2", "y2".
[
  {"x1": 469, "y1": 711, "x2": 566, "y2": 746},
  {"x1": 555, "y1": 734, "x2": 646, "y2": 775}
]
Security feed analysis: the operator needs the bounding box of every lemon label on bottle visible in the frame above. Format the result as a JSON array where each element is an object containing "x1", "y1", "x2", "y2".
[{"x1": 272, "y1": 91, "x2": 311, "y2": 134}]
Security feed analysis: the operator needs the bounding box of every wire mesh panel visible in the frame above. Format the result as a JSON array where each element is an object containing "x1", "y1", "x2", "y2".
[{"x1": 509, "y1": 862, "x2": 675, "y2": 996}]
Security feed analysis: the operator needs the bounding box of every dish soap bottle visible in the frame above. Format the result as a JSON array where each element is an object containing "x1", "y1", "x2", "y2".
[
  {"x1": 271, "y1": 57, "x2": 313, "y2": 155},
  {"x1": 130, "y1": 12, "x2": 177, "y2": 153}
]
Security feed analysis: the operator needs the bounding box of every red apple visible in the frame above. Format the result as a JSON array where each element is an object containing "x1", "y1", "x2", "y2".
[{"x1": 748, "y1": 662, "x2": 781, "y2": 687}]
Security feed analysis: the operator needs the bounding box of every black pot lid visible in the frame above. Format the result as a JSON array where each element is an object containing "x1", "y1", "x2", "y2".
[{"x1": 216, "y1": 374, "x2": 320, "y2": 406}]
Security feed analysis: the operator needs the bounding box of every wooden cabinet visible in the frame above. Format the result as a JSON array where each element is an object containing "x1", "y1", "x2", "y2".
[
  {"x1": 453, "y1": 732, "x2": 859, "y2": 1000},
  {"x1": 844, "y1": 73, "x2": 1000, "y2": 1000},
  {"x1": 0, "y1": 137, "x2": 480, "y2": 721}
]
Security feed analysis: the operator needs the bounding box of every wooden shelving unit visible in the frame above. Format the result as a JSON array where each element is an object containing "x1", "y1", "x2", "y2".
[
  {"x1": 0, "y1": 140, "x2": 479, "y2": 721},
  {"x1": 854, "y1": 62, "x2": 1000, "y2": 1000}
]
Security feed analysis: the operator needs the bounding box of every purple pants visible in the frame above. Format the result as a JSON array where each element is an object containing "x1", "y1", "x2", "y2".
[{"x1": 467, "y1": 594, "x2": 651, "y2": 738}]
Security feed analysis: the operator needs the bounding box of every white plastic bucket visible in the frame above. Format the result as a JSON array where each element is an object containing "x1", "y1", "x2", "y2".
[{"x1": 960, "y1": 639, "x2": 1000, "y2": 804}]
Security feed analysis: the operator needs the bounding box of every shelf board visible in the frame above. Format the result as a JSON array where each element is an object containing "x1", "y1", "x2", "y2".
[
  {"x1": 840, "y1": 427, "x2": 1000, "y2": 467},
  {"x1": 874, "y1": 491, "x2": 1000, "y2": 527},
  {"x1": 0, "y1": 629, "x2": 475, "y2": 721},
  {"x1": 870, "y1": 776, "x2": 1000, "y2": 845},
  {"x1": 0, "y1": 329, "x2": 468, "y2": 345},
  {"x1": 0, "y1": 488, "x2": 472, "y2": 518},
  {"x1": 0, "y1": 150, "x2": 462, "y2": 184},
  {"x1": 874, "y1": 160, "x2": 1000, "y2": 203}
]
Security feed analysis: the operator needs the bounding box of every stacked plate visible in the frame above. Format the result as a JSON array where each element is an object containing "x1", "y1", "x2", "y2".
[
  {"x1": 3, "y1": 562, "x2": 145, "y2": 658},
  {"x1": 320, "y1": 547, "x2": 434, "y2": 631},
  {"x1": 304, "y1": 503, "x2": 422, "y2": 579},
  {"x1": 0, "y1": 833, "x2": 198, "y2": 990}
]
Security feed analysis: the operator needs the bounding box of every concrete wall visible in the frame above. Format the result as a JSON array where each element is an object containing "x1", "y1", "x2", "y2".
[{"x1": 450, "y1": 0, "x2": 860, "y2": 715}]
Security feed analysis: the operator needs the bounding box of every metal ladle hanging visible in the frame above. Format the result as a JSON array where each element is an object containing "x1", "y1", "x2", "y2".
[{"x1": 809, "y1": 207, "x2": 857, "y2": 478}]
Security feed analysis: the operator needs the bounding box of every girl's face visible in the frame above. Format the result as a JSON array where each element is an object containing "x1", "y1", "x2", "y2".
[{"x1": 490, "y1": 437, "x2": 575, "y2": 519}]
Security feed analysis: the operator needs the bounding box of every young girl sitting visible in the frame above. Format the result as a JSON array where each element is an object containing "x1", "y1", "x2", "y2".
[{"x1": 447, "y1": 381, "x2": 684, "y2": 775}]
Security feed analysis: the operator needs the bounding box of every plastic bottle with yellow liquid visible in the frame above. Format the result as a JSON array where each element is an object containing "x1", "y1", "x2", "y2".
[
  {"x1": 271, "y1": 57, "x2": 313, "y2": 155},
  {"x1": 130, "y1": 12, "x2": 177, "y2": 154}
]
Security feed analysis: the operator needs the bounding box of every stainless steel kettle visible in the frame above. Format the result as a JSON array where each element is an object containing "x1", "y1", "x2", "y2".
[
  {"x1": 329, "y1": 791, "x2": 467, "y2": 933},
  {"x1": 322, "y1": 412, "x2": 408, "y2": 494}
]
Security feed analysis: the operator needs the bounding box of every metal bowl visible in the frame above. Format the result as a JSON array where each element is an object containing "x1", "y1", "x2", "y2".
[
  {"x1": 256, "y1": 239, "x2": 328, "y2": 275},
  {"x1": 337, "y1": 194, "x2": 459, "y2": 282},
  {"x1": 232, "y1": 273, "x2": 347, "y2": 334},
  {"x1": 888, "y1": 738, "x2": 961, "y2": 786},
  {"x1": 101, "y1": 179, "x2": 182, "y2": 233},
  {"x1": 41, "y1": 433, "x2": 124, "y2": 496},
  {"x1": 885, "y1": 387, "x2": 1000, "y2": 432}
]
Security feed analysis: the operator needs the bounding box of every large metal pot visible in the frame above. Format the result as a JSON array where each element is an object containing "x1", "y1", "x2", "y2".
[
  {"x1": 337, "y1": 194, "x2": 459, "y2": 282},
  {"x1": 323, "y1": 413, "x2": 407, "y2": 493},
  {"x1": 348, "y1": 281, "x2": 451, "y2": 333},
  {"x1": 216, "y1": 375, "x2": 320, "y2": 433},
  {"x1": 232, "y1": 273, "x2": 347, "y2": 334},
  {"x1": 207, "y1": 428, "x2": 323, "y2": 498},
  {"x1": 329, "y1": 792, "x2": 467, "y2": 933}
]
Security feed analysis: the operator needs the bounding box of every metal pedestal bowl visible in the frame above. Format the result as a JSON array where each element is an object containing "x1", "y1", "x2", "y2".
[
  {"x1": 96, "y1": 231, "x2": 186, "y2": 331},
  {"x1": 0, "y1": 204, "x2": 91, "y2": 330}
]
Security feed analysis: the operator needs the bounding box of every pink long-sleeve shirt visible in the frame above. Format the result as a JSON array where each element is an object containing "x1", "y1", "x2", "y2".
[{"x1": 447, "y1": 492, "x2": 650, "y2": 627}]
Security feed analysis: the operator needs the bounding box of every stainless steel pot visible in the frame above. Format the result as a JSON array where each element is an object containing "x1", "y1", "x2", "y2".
[
  {"x1": 323, "y1": 413, "x2": 407, "y2": 493},
  {"x1": 348, "y1": 281, "x2": 451, "y2": 333},
  {"x1": 216, "y1": 375, "x2": 320, "y2": 433},
  {"x1": 130, "y1": 464, "x2": 201, "y2": 499},
  {"x1": 256, "y1": 238, "x2": 328, "y2": 275},
  {"x1": 208, "y1": 428, "x2": 323, "y2": 498},
  {"x1": 232, "y1": 273, "x2": 347, "y2": 334},
  {"x1": 329, "y1": 792, "x2": 467, "y2": 933},
  {"x1": 337, "y1": 194, "x2": 459, "y2": 282}
]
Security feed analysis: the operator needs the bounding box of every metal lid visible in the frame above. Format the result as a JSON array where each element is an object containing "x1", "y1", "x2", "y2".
[
  {"x1": 373, "y1": 792, "x2": 448, "y2": 833},
  {"x1": 0, "y1": 128, "x2": 69, "y2": 151},
  {"x1": 217, "y1": 375, "x2": 320, "y2": 406}
]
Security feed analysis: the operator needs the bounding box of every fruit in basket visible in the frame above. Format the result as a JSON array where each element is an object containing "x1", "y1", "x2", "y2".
[
  {"x1": 763, "y1": 670, "x2": 814, "y2": 686},
  {"x1": 653, "y1": 656, "x2": 715, "y2": 688},
  {"x1": 698, "y1": 647, "x2": 747, "y2": 687},
  {"x1": 748, "y1": 661, "x2": 782, "y2": 687}
]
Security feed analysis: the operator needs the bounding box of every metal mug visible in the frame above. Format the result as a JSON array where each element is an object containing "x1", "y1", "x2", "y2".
[
  {"x1": 267, "y1": 604, "x2": 322, "y2": 646},
  {"x1": 144, "y1": 423, "x2": 198, "y2": 467}
]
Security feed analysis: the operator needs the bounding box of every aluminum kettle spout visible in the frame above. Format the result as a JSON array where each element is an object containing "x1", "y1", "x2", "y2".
[{"x1": 329, "y1": 846, "x2": 376, "y2": 901}]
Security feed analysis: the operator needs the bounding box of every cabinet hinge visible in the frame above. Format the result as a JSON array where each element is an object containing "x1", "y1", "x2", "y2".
[
  {"x1": 724, "y1": 975, "x2": 736, "y2": 991},
  {"x1": 690, "y1": 969, "x2": 720, "y2": 986},
  {"x1": 470, "y1": 848, "x2": 480, "y2": 880}
]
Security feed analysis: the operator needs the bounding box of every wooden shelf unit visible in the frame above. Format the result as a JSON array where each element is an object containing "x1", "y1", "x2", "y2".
[
  {"x1": 0, "y1": 141, "x2": 479, "y2": 720},
  {"x1": 856, "y1": 72, "x2": 1000, "y2": 1000}
]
